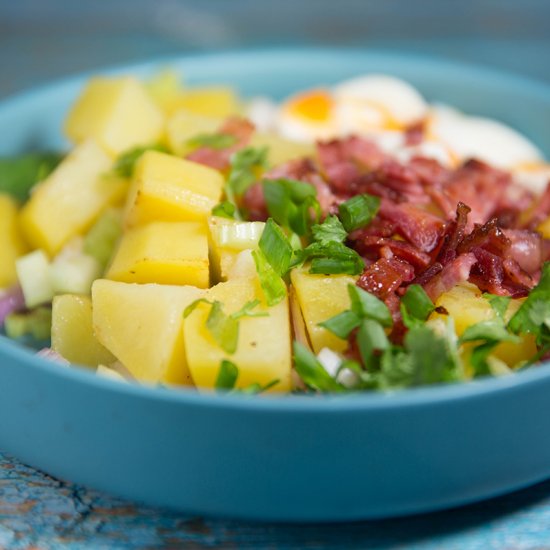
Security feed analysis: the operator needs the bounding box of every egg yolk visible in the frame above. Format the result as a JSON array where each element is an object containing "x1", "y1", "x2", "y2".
[{"x1": 286, "y1": 90, "x2": 334, "y2": 122}]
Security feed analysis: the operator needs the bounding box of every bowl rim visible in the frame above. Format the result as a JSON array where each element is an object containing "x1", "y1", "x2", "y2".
[{"x1": 2, "y1": 46, "x2": 550, "y2": 412}]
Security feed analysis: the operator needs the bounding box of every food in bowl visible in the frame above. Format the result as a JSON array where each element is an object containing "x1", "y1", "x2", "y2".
[{"x1": 1, "y1": 70, "x2": 549, "y2": 394}]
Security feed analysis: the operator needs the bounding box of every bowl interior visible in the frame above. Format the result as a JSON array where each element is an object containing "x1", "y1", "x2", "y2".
[{"x1": 1, "y1": 48, "x2": 550, "y2": 409}]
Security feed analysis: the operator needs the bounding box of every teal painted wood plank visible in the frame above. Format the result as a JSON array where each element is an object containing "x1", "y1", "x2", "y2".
[{"x1": 4, "y1": 451, "x2": 550, "y2": 549}]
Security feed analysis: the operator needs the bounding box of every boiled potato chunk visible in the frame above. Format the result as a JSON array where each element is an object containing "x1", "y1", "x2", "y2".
[
  {"x1": 106, "y1": 221, "x2": 209, "y2": 287},
  {"x1": 92, "y1": 279, "x2": 204, "y2": 384},
  {"x1": 51, "y1": 294, "x2": 115, "y2": 367},
  {"x1": 19, "y1": 140, "x2": 126, "y2": 256},
  {"x1": 430, "y1": 282, "x2": 537, "y2": 368},
  {"x1": 0, "y1": 194, "x2": 28, "y2": 288},
  {"x1": 164, "y1": 86, "x2": 240, "y2": 117},
  {"x1": 290, "y1": 267, "x2": 358, "y2": 354},
  {"x1": 124, "y1": 150, "x2": 223, "y2": 226},
  {"x1": 251, "y1": 133, "x2": 315, "y2": 167},
  {"x1": 65, "y1": 76, "x2": 164, "y2": 155},
  {"x1": 166, "y1": 110, "x2": 220, "y2": 156},
  {"x1": 208, "y1": 216, "x2": 265, "y2": 281},
  {"x1": 183, "y1": 277, "x2": 292, "y2": 392}
]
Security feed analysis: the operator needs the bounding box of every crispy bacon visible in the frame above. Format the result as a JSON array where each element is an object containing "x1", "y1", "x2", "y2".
[
  {"x1": 357, "y1": 257, "x2": 415, "y2": 299},
  {"x1": 378, "y1": 201, "x2": 443, "y2": 253},
  {"x1": 354, "y1": 236, "x2": 431, "y2": 270},
  {"x1": 504, "y1": 229, "x2": 543, "y2": 275},
  {"x1": 228, "y1": 128, "x2": 546, "y2": 320},
  {"x1": 186, "y1": 116, "x2": 254, "y2": 171},
  {"x1": 423, "y1": 253, "x2": 477, "y2": 302}
]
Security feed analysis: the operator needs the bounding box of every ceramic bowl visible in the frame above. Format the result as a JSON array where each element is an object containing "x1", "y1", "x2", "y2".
[{"x1": 1, "y1": 49, "x2": 550, "y2": 521}]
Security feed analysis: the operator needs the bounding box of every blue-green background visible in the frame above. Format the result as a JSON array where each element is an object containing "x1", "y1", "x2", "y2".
[{"x1": 1, "y1": 0, "x2": 550, "y2": 99}]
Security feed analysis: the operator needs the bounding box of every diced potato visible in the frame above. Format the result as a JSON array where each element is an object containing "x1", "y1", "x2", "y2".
[
  {"x1": 92, "y1": 279, "x2": 204, "y2": 384},
  {"x1": 0, "y1": 194, "x2": 28, "y2": 288},
  {"x1": 291, "y1": 267, "x2": 358, "y2": 354},
  {"x1": 166, "y1": 109, "x2": 220, "y2": 156},
  {"x1": 538, "y1": 216, "x2": 550, "y2": 239},
  {"x1": 52, "y1": 294, "x2": 115, "y2": 367},
  {"x1": 208, "y1": 216, "x2": 265, "y2": 281},
  {"x1": 65, "y1": 77, "x2": 164, "y2": 155},
  {"x1": 19, "y1": 140, "x2": 126, "y2": 256},
  {"x1": 124, "y1": 150, "x2": 223, "y2": 226},
  {"x1": 145, "y1": 69, "x2": 182, "y2": 112},
  {"x1": 106, "y1": 221, "x2": 209, "y2": 288},
  {"x1": 251, "y1": 132, "x2": 315, "y2": 166},
  {"x1": 183, "y1": 277, "x2": 292, "y2": 392},
  {"x1": 430, "y1": 282, "x2": 494, "y2": 335},
  {"x1": 163, "y1": 86, "x2": 240, "y2": 117},
  {"x1": 430, "y1": 282, "x2": 537, "y2": 367}
]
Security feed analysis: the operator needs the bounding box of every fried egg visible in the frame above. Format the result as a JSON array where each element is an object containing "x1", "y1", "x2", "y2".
[{"x1": 428, "y1": 105, "x2": 543, "y2": 170}]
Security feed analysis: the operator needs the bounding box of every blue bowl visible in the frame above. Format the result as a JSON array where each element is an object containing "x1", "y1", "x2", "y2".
[{"x1": 1, "y1": 49, "x2": 550, "y2": 522}]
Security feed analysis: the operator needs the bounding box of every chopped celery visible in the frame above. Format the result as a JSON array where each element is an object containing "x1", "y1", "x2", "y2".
[
  {"x1": 16, "y1": 250, "x2": 54, "y2": 308},
  {"x1": 5, "y1": 307, "x2": 52, "y2": 340},
  {"x1": 49, "y1": 251, "x2": 100, "y2": 295},
  {"x1": 83, "y1": 209, "x2": 123, "y2": 269},
  {"x1": 208, "y1": 216, "x2": 265, "y2": 250}
]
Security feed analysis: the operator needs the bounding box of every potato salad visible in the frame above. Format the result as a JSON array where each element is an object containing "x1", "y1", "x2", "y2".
[{"x1": 1, "y1": 71, "x2": 550, "y2": 394}]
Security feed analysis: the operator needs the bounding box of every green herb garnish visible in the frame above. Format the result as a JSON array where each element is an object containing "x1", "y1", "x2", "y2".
[
  {"x1": 187, "y1": 133, "x2": 238, "y2": 150},
  {"x1": 0, "y1": 152, "x2": 63, "y2": 202},
  {"x1": 212, "y1": 201, "x2": 237, "y2": 219},
  {"x1": 113, "y1": 144, "x2": 168, "y2": 178},
  {"x1": 215, "y1": 360, "x2": 239, "y2": 390},
  {"x1": 252, "y1": 249, "x2": 287, "y2": 307},
  {"x1": 401, "y1": 284, "x2": 435, "y2": 327},
  {"x1": 258, "y1": 218, "x2": 293, "y2": 276},
  {"x1": 292, "y1": 341, "x2": 344, "y2": 392},
  {"x1": 184, "y1": 299, "x2": 267, "y2": 354},
  {"x1": 311, "y1": 215, "x2": 347, "y2": 245},
  {"x1": 263, "y1": 178, "x2": 320, "y2": 236},
  {"x1": 338, "y1": 194, "x2": 381, "y2": 232}
]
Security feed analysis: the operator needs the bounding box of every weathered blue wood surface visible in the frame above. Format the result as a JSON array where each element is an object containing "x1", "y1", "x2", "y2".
[
  {"x1": 2, "y1": 1, "x2": 550, "y2": 547},
  {"x1": 4, "y1": 450, "x2": 550, "y2": 549}
]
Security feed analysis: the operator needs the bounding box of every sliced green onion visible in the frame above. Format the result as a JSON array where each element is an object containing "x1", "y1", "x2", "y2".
[
  {"x1": 206, "y1": 301, "x2": 239, "y2": 354},
  {"x1": 231, "y1": 299, "x2": 268, "y2": 320},
  {"x1": 348, "y1": 284, "x2": 393, "y2": 327},
  {"x1": 401, "y1": 284, "x2": 434, "y2": 322},
  {"x1": 215, "y1": 360, "x2": 239, "y2": 390},
  {"x1": 460, "y1": 319, "x2": 520, "y2": 344},
  {"x1": 357, "y1": 319, "x2": 390, "y2": 370},
  {"x1": 212, "y1": 201, "x2": 237, "y2": 219},
  {"x1": 292, "y1": 341, "x2": 343, "y2": 392},
  {"x1": 262, "y1": 178, "x2": 319, "y2": 236},
  {"x1": 338, "y1": 194, "x2": 380, "y2": 232},
  {"x1": 252, "y1": 249, "x2": 287, "y2": 306},
  {"x1": 319, "y1": 310, "x2": 361, "y2": 339},
  {"x1": 258, "y1": 219, "x2": 293, "y2": 276}
]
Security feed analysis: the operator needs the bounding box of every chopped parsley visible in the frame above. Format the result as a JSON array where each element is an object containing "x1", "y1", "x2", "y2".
[
  {"x1": 113, "y1": 144, "x2": 168, "y2": 177},
  {"x1": 187, "y1": 133, "x2": 238, "y2": 150},
  {"x1": 0, "y1": 152, "x2": 63, "y2": 202}
]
